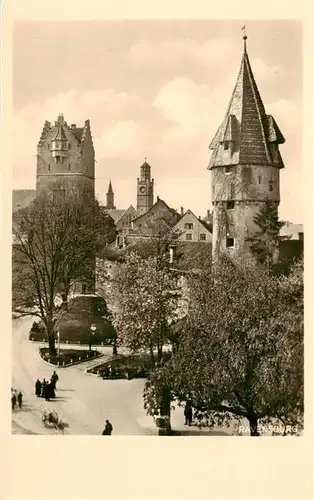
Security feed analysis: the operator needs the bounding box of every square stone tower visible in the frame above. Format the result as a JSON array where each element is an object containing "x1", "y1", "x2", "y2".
[
  {"x1": 35, "y1": 114, "x2": 96, "y2": 294},
  {"x1": 36, "y1": 114, "x2": 95, "y2": 197},
  {"x1": 208, "y1": 36, "x2": 285, "y2": 260}
]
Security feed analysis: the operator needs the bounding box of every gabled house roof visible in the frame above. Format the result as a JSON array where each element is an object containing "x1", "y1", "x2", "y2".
[
  {"x1": 172, "y1": 209, "x2": 212, "y2": 234},
  {"x1": 104, "y1": 205, "x2": 137, "y2": 224},
  {"x1": 104, "y1": 208, "x2": 127, "y2": 224},
  {"x1": 132, "y1": 197, "x2": 180, "y2": 225}
]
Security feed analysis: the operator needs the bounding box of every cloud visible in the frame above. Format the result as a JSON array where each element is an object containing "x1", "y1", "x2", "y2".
[
  {"x1": 12, "y1": 88, "x2": 139, "y2": 187},
  {"x1": 250, "y1": 57, "x2": 284, "y2": 82},
  {"x1": 129, "y1": 38, "x2": 237, "y2": 72},
  {"x1": 94, "y1": 120, "x2": 153, "y2": 159}
]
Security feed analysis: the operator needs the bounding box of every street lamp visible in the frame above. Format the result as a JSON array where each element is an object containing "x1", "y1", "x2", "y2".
[
  {"x1": 57, "y1": 331, "x2": 61, "y2": 363},
  {"x1": 89, "y1": 324, "x2": 96, "y2": 352}
]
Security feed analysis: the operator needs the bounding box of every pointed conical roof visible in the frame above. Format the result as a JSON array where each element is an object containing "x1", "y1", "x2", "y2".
[
  {"x1": 209, "y1": 37, "x2": 285, "y2": 169},
  {"x1": 107, "y1": 180, "x2": 114, "y2": 194},
  {"x1": 52, "y1": 115, "x2": 67, "y2": 141}
]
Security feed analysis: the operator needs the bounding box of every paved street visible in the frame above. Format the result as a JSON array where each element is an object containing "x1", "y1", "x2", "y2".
[{"x1": 12, "y1": 316, "x2": 243, "y2": 436}]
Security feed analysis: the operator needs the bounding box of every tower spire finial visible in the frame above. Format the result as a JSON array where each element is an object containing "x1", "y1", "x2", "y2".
[{"x1": 241, "y1": 24, "x2": 247, "y2": 52}]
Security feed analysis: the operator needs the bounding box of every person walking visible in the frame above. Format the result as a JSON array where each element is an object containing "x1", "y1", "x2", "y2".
[
  {"x1": 184, "y1": 402, "x2": 193, "y2": 427},
  {"x1": 35, "y1": 379, "x2": 42, "y2": 397},
  {"x1": 51, "y1": 371, "x2": 59, "y2": 390},
  {"x1": 102, "y1": 419, "x2": 113, "y2": 435},
  {"x1": 17, "y1": 391, "x2": 23, "y2": 409},
  {"x1": 11, "y1": 392, "x2": 17, "y2": 410},
  {"x1": 41, "y1": 379, "x2": 47, "y2": 399}
]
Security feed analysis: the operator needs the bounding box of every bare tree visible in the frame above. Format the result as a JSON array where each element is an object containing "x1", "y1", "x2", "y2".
[{"x1": 12, "y1": 181, "x2": 116, "y2": 354}]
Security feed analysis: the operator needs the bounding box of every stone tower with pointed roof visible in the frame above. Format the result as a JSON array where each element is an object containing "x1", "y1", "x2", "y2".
[
  {"x1": 36, "y1": 114, "x2": 95, "y2": 196},
  {"x1": 208, "y1": 35, "x2": 285, "y2": 260},
  {"x1": 105, "y1": 181, "x2": 116, "y2": 209},
  {"x1": 136, "y1": 159, "x2": 154, "y2": 216}
]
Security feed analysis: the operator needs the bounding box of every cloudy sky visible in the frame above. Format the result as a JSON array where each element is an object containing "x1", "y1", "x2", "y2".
[{"x1": 13, "y1": 20, "x2": 302, "y2": 222}]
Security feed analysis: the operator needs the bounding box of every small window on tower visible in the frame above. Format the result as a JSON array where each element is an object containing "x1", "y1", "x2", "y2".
[
  {"x1": 68, "y1": 164, "x2": 71, "y2": 172},
  {"x1": 200, "y1": 234, "x2": 206, "y2": 241},
  {"x1": 48, "y1": 164, "x2": 51, "y2": 171},
  {"x1": 226, "y1": 200, "x2": 235, "y2": 210},
  {"x1": 269, "y1": 181, "x2": 274, "y2": 192},
  {"x1": 258, "y1": 175, "x2": 262, "y2": 184},
  {"x1": 224, "y1": 142, "x2": 228, "y2": 150},
  {"x1": 48, "y1": 143, "x2": 50, "y2": 150},
  {"x1": 226, "y1": 237, "x2": 235, "y2": 248},
  {"x1": 225, "y1": 166, "x2": 232, "y2": 174}
]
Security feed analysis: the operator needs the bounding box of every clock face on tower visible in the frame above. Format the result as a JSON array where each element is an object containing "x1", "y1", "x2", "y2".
[{"x1": 140, "y1": 186, "x2": 146, "y2": 193}]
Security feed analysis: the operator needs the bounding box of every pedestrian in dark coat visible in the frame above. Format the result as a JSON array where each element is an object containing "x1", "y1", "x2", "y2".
[
  {"x1": 35, "y1": 379, "x2": 42, "y2": 397},
  {"x1": 51, "y1": 371, "x2": 59, "y2": 390},
  {"x1": 102, "y1": 419, "x2": 113, "y2": 435},
  {"x1": 41, "y1": 379, "x2": 47, "y2": 399},
  {"x1": 48, "y1": 382, "x2": 56, "y2": 399},
  {"x1": 11, "y1": 393, "x2": 17, "y2": 410},
  {"x1": 17, "y1": 391, "x2": 23, "y2": 409},
  {"x1": 184, "y1": 402, "x2": 193, "y2": 426}
]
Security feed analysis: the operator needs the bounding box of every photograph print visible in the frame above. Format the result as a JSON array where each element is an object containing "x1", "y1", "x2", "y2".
[{"x1": 11, "y1": 20, "x2": 303, "y2": 436}]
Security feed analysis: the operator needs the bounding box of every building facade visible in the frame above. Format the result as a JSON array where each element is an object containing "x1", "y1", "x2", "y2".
[
  {"x1": 172, "y1": 210, "x2": 212, "y2": 243},
  {"x1": 208, "y1": 36, "x2": 285, "y2": 260}
]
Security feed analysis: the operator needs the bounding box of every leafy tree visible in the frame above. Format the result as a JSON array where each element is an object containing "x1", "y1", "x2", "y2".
[
  {"x1": 144, "y1": 257, "x2": 303, "y2": 436},
  {"x1": 246, "y1": 200, "x2": 286, "y2": 273},
  {"x1": 12, "y1": 181, "x2": 116, "y2": 355},
  {"x1": 112, "y1": 251, "x2": 182, "y2": 367}
]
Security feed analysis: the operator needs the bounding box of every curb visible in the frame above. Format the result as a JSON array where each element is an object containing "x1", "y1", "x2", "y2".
[{"x1": 38, "y1": 347, "x2": 104, "y2": 368}]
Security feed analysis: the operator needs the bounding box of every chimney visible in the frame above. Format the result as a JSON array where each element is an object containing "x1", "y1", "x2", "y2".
[
  {"x1": 207, "y1": 209, "x2": 211, "y2": 218},
  {"x1": 157, "y1": 195, "x2": 160, "y2": 201},
  {"x1": 180, "y1": 207, "x2": 184, "y2": 216}
]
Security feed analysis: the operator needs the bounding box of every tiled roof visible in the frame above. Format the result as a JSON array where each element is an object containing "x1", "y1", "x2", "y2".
[
  {"x1": 71, "y1": 127, "x2": 84, "y2": 142},
  {"x1": 12, "y1": 189, "x2": 36, "y2": 212},
  {"x1": 105, "y1": 208, "x2": 126, "y2": 223},
  {"x1": 132, "y1": 198, "x2": 180, "y2": 224},
  {"x1": 280, "y1": 222, "x2": 303, "y2": 239},
  {"x1": 209, "y1": 41, "x2": 285, "y2": 169},
  {"x1": 173, "y1": 209, "x2": 212, "y2": 234},
  {"x1": 52, "y1": 122, "x2": 67, "y2": 141},
  {"x1": 175, "y1": 241, "x2": 212, "y2": 271}
]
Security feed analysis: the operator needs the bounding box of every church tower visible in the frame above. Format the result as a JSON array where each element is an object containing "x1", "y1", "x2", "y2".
[
  {"x1": 136, "y1": 159, "x2": 154, "y2": 216},
  {"x1": 208, "y1": 34, "x2": 285, "y2": 260},
  {"x1": 36, "y1": 114, "x2": 95, "y2": 197},
  {"x1": 105, "y1": 180, "x2": 116, "y2": 209}
]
